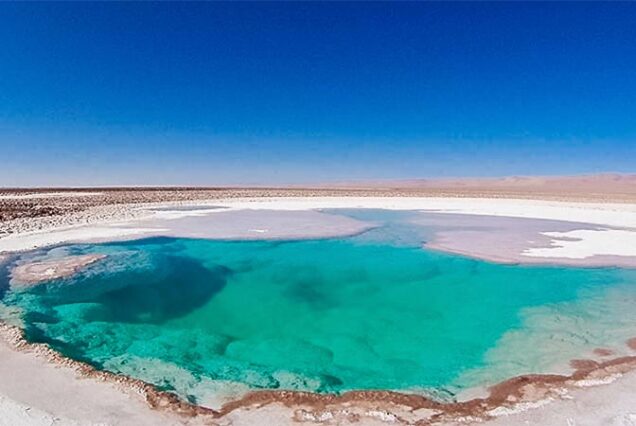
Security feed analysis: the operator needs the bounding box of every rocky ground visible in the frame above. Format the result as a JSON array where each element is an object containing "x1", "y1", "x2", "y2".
[
  {"x1": 3, "y1": 182, "x2": 635, "y2": 238},
  {"x1": 0, "y1": 188, "x2": 374, "y2": 237}
]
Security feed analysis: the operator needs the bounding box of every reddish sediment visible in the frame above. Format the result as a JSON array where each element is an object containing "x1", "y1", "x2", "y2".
[
  {"x1": 0, "y1": 323, "x2": 218, "y2": 419},
  {"x1": 2, "y1": 320, "x2": 636, "y2": 424},
  {"x1": 220, "y1": 349, "x2": 636, "y2": 424},
  {"x1": 593, "y1": 347, "x2": 614, "y2": 357}
]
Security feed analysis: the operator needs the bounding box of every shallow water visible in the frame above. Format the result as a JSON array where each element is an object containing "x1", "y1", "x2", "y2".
[{"x1": 1, "y1": 210, "x2": 636, "y2": 408}]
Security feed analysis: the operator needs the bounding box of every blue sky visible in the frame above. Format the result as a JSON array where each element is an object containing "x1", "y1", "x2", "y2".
[{"x1": 1, "y1": 2, "x2": 635, "y2": 186}]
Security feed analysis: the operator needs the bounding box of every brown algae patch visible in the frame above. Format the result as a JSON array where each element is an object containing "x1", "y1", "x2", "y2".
[{"x1": 227, "y1": 347, "x2": 636, "y2": 425}]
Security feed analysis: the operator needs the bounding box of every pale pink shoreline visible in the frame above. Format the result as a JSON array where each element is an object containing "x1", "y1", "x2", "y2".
[
  {"x1": 413, "y1": 213, "x2": 636, "y2": 269},
  {"x1": 427, "y1": 241, "x2": 636, "y2": 269}
]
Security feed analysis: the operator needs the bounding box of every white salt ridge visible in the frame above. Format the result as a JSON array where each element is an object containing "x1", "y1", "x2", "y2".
[
  {"x1": 523, "y1": 229, "x2": 636, "y2": 259},
  {"x1": 146, "y1": 207, "x2": 224, "y2": 220},
  {"x1": 574, "y1": 374, "x2": 622, "y2": 388},
  {"x1": 0, "y1": 226, "x2": 167, "y2": 253},
  {"x1": 487, "y1": 397, "x2": 555, "y2": 417}
]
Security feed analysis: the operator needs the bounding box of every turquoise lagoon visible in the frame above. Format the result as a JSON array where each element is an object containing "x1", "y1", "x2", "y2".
[{"x1": 1, "y1": 210, "x2": 636, "y2": 407}]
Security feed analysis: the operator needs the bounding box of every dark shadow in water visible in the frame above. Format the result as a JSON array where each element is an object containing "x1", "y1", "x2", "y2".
[
  {"x1": 24, "y1": 254, "x2": 232, "y2": 325},
  {"x1": 19, "y1": 254, "x2": 232, "y2": 372},
  {"x1": 0, "y1": 259, "x2": 12, "y2": 300},
  {"x1": 286, "y1": 277, "x2": 331, "y2": 309},
  {"x1": 24, "y1": 324, "x2": 100, "y2": 367},
  {"x1": 96, "y1": 255, "x2": 232, "y2": 324},
  {"x1": 100, "y1": 236, "x2": 179, "y2": 248}
]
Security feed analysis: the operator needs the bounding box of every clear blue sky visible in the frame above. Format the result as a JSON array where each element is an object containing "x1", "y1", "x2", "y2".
[{"x1": 1, "y1": 2, "x2": 635, "y2": 186}]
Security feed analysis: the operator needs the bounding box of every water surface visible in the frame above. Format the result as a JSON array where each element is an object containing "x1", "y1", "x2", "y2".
[{"x1": 2, "y1": 210, "x2": 635, "y2": 407}]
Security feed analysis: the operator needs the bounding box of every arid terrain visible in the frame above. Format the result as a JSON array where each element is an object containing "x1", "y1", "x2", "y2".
[
  {"x1": 2, "y1": 174, "x2": 635, "y2": 236},
  {"x1": 326, "y1": 173, "x2": 636, "y2": 201},
  {"x1": 1, "y1": 175, "x2": 636, "y2": 425}
]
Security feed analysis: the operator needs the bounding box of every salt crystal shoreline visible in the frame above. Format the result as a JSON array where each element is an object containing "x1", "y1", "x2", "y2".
[
  {"x1": 2, "y1": 194, "x2": 636, "y2": 424},
  {"x1": 1, "y1": 320, "x2": 636, "y2": 425}
]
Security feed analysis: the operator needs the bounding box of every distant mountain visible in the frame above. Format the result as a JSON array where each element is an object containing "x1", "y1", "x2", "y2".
[{"x1": 320, "y1": 174, "x2": 636, "y2": 195}]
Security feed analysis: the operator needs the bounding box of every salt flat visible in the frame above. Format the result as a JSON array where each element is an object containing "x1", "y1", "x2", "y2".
[
  {"x1": 3, "y1": 196, "x2": 636, "y2": 265},
  {"x1": 1, "y1": 192, "x2": 636, "y2": 425}
]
